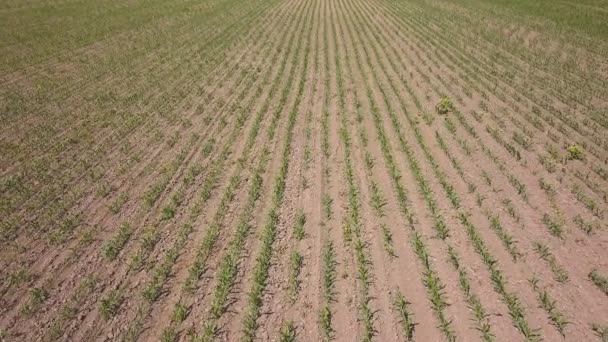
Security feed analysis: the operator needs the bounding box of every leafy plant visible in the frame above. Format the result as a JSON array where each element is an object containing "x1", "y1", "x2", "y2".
[
  {"x1": 566, "y1": 145, "x2": 584, "y2": 160},
  {"x1": 533, "y1": 242, "x2": 568, "y2": 283},
  {"x1": 589, "y1": 270, "x2": 608, "y2": 296},
  {"x1": 287, "y1": 251, "x2": 304, "y2": 302},
  {"x1": 172, "y1": 302, "x2": 188, "y2": 323},
  {"x1": 529, "y1": 276, "x2": 569, "y2": 336},
  {"x1": 21, "y1": 287, "x2": 49, "y2": 316},
  {"x1": 381, "y1": 224, "x2": 396, "y2": 257},
  {"x1": 393, "y1": 291, "x2": 415, "y2": 341},
  {"x1": 436, "y1": 97, "x2": 454, "y2": 114},
  {"x1": 294, "y1": 209, "x2": 306, "y2": 240},
  {"x1": 99, "y1": 290, "x2": 123, "y2": 321},
  {"x1": 101, "y1": 223, "x2": 132, "y2": 260},
  {"x1": 278, "y1": 320, "x2": 296, "y2": 342},
  {"x1": 321, "y1": 194, "x2": 333, "y2": 220}
]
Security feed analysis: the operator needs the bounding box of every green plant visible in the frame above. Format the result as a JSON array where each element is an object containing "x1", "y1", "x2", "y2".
[
  {"x1": 319, "y1": 305, "x2": 332, "y2": 341},
  {"x1": 381, "y1": 224, "x2": 396, "y2": 257},
  {"x1": 487, "y1": 214, "x2": 520, "y2": 260},
  {"x1": 589, "y1": 270, "x2": 608, "y2": 296},
  {"x1": 21, "y1": 287, "x2": 49, "y2": 316},
  {"x1": 321, "y1": 194, "x2": 333, "y2": 220},
  {"x1": 533, "y1": 242, "x2": 568, "y2": 283},
  {"x1": 172, "y1": 302, "x2": 188, "y2": 323},
  {"x1": 239, "y1": 29, "x2": 311, "y2": 339},
  {"x1": 99, "y1": 290, "x2": 122, "y2": 321},
  {"x1": 161, "y1": 327, "x2": 178, "y2": 342},
  {"x1": 591, "y1": 323, "x2": 608, "y2": 342},
  {"x1": 573, "y1": 215, "x2": 597, "y2": 235},
  {"x1": 566, "y1": 145, "x2": 584, "y2": 160},
  {"x1": 101, "y1": 223, "x2": 132, "y2": 260},
  {"x1": 542, "y1": 213, "x2": 564, "y2": 239},
  {"x1": 513, "y1": 131, "x2": 532, "y2": 150},
  {"x1": 447, "y1": 247, "x2": 494, "y2": 341},
  {"x1": 278, "y1": 320, "x2": 296, "y2": 342},
  {"x1": 393, "y1": 291, "x2": 415, "y2": 341},
  {"x1": 319, "y1": 242, "x2": 337, "y2": 340},
  {"x1": 436, "y1": 97, "x2": 454, "y2": 114},
  {"x1": 529, "y1": 276, "x2": 569, "y2": 336},
  {"x1": 370, "y1": 182, "x2": 387, "y2": 216},
  {"x1": 8, "y1": 267, "x2": 32, "y2": 288},
  {"x1": 109, "y1": 192, "x2": 128, "y2": 214},
  {"x1": 502, "y1": 199, "x2": 520, "y2": 222},
  {"x1": 294, "y1": 209, "x2": 306, "y2": 240},
  {"x1": 287, "y1": 251, "x2": 304, "y2": 302}
]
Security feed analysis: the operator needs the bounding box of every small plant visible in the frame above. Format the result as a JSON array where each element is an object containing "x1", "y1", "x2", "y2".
[
  {"x1": 183, "y1": 163, "x2": 202, "y2": 185},
  {"x1": 364, "y1": 152, "x2": 374, "y2": 170},
  {"x1": 591, "y1": 323, "x2": 608, "y2": 341},
  {"x1": 542, "y1": 213, "x2": 564, "y2": 239},
  {"x1": 529, "y1": 276, "x2": 569, "y2": 336},
  {"x1": 321, "y1": 194, "x2": 333, "y2": 220},
  {"x1": 141, "y1": 228, "x2": 161, "y2": 251},
  {"x1": 201, "y1": 139, "x2": 215, "y2": 157},
  {"x1": 30, "y1": 287, "x2": 48, "y2": 305},
  {"x1": 444, "y1": 117, "x2": 457, "y2": 134},
  {"x1": 422, "y1": 112, "x2": 434, "y2": 125},
  {"x1": 436, "y1": 97, "x2": 454, "y2": 114},
  {"x1": 319, "y1": 305, "x2": 332, "y2": 341},
  {"x1": 109, "y1": 192, "x2": 128, "y2": 214},
  {"x1": 487, "y1": 214, "x2": 519, "y2": 260},
  {"x1": 96, "y1": 181, "x2": 112, "y2": 198},
  {"x1": 303, "y1": 145, "x2": 312, "y2": 168},
  {"x1": 539, "y1": 178, "x2": 557, "y2": 198},
  {"x1": 533, "y1": 242, "x2": 568, "y2": 283},
  {"x1": 393, "y1": 291, "x2": 415, "y2": 341},
  {"x1": 502, "y1": 199, "x2": 520, "y2": 222},
  {"x1": 21, "y1": 287, "x2": 49, "y2": 316},
  {"x1": 319, "y1": 242, "x2": 337, "y2": 341},
  {"x1": 573, "y1": 215, "x2": 597, "y2": 235},
  {"x1": 370, "y1": 182, "x2": 387, "y2": 216},
  {"x1": 294, "y1": 209, "x2": 306, "y2": 240},
  {"x1": 8, "y1": 267, "x2": 32, "y2": 287},
  {"x1": 381, "y1": 224, "x2": 396, "y2": 257},
  {"x1": 589, "y1": 270, "x2": 608, "y2": 296},
  {"x1": 101, "y1": 223, "x2": 132, "y2": 260},
  {"x1": 278, "y1": 320, "x2": 296, "y2": 342},
  {"x1": 571, "y1": 184, "x2": 600, "y2": 217},
  {"x1": 513, "y1": 132, "x2": 532, "y2": 150},
  {"x1": 287, "y1": 251, "x2": 304, "y2": 302},
  {"x1": 172, "y1": 301, "x2": 188, "y2": 323},
  {"x1": 161, "y1": 327, "x2": 178, "y2": 342},
  {"x1": 99, "y1": 290, "x2": 122, "y2": 320},
  {"x1": 447, "y1": 247, "x2": 494, "y2": 341},
  {"x1": 160, "y1": 205, "x2": 176, "y2": 220},
  {"x1": 566, "y1": 145, "x2": 584, "y2": 160}
]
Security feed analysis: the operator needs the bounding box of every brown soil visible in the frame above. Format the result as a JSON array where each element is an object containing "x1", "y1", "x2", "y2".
[{"x1": 2, "y1": 0, "x2": 607, "y2": 341}]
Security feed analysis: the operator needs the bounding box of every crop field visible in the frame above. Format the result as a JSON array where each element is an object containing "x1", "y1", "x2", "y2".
[{"x1": 1, "y1": 0, "x2": 608, "y2": 340}]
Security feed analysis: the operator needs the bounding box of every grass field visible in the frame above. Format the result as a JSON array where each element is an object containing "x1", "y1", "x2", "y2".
[{"x1": 1, "y1": 0, "x2": 607, "y2": 340}]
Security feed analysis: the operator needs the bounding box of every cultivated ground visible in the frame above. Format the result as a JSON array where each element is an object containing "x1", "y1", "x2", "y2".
[{"x1": 1, "y1": 0, "x2": 607, "y2": 341}]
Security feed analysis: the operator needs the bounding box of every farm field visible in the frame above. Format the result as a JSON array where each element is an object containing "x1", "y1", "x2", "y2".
[{"x1": 1, "y1": 0, "x2": 608, "y2": 340}]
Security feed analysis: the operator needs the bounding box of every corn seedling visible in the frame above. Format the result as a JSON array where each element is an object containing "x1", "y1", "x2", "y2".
[
  {"x1": 589, "y1": 270, "x2": 608, "y2": 296},
  {"x1": 101, "y1": 223, "x2": 132, "y2": 260},
  {"x1": 278, "y1": 320, "x2": 297, "y2": 342},
  {"x1": 294, "y1": 209, "x2": 306, "y2": 241},
  {"x1": 393, "y1": 291, "x2": 415, "y2": 341},
  {"x1": 287, "y1": 251, "x2": 304, "y2": 302},
  {"x1": 99, "y1": 290, "x2": 122, "y2": 321},
  {"x1": 529, "y1": 276, "x2": 569, "y2": 336}
]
